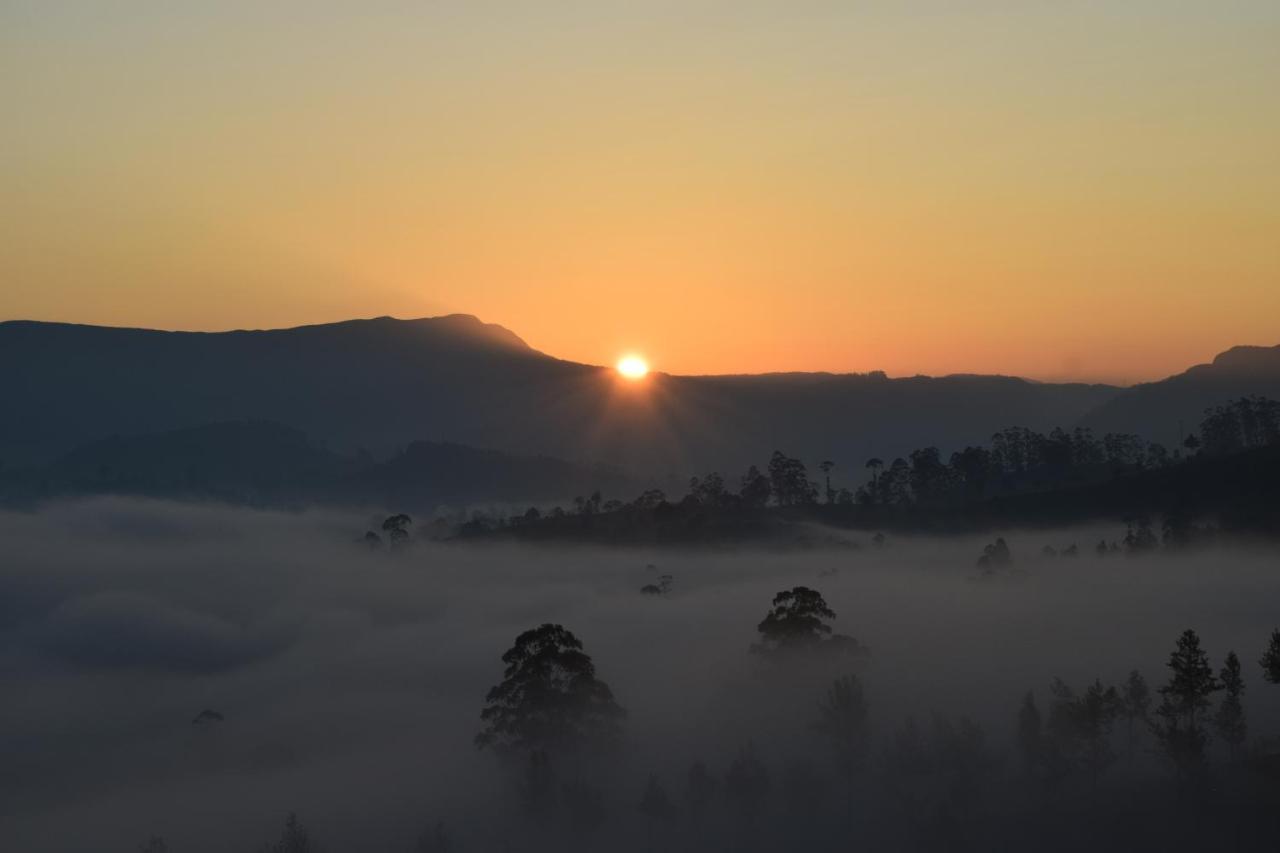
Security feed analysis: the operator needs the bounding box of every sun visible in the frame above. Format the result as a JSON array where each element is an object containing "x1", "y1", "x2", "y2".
[{"x1": 616, "y1": 355, "x2": 649, "y2": 380}]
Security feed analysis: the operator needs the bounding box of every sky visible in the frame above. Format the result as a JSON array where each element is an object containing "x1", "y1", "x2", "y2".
[{"x1": 3, "y1": 1, "x2": 1278, "y2": 383}]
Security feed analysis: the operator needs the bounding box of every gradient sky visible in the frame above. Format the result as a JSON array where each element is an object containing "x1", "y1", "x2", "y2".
[{"x1": 4, "y1": 1, "x2": 1278, "y2": 383}]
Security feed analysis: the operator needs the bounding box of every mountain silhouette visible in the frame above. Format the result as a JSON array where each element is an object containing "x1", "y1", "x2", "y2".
[
  {"x1": 7, "y1": 315, "x2": 1268, "y2": 481},
  {"x1": 0, "y1": 420, "x2": 636, "y2": 509},
  {"x1": 1079, "y1": 344, "x2": 1280, "y2": 447}
]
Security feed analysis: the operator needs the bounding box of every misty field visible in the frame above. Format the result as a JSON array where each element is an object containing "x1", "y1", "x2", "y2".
[{"x1": 3, "y1": 499, "x2": 1280, "y2": 852}]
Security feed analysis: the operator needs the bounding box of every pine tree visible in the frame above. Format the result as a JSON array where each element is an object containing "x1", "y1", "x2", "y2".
[
  {"x1": 1260, "y1": 629, "x2": 1280, "y2": 684},
  {"x1": 1214, "y1": 651, "x2": 1247, "y2": 762},
  {"x1": 1120, "y1": 670, "x2": 1151, "y2": 767},
  {"x1": 1152, "y1": 629, "x2": 1221, "y2": 783}
]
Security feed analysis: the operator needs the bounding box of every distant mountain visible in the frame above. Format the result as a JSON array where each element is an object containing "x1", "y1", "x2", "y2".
[
  {"x1": 1079, "y1": 344, "x2": 1280, "y2": 447},
  {"x1": 0, "y1": 420, "x2": 636, "y2": 510},
  {"x1": 0, "y1": 315, "x2": 1134, "y2": 483}
]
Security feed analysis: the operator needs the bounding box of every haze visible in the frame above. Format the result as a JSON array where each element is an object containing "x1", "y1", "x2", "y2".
[
  {"x1": 6, "y1": 499, "x2": 1280, "y2": 851},
  {"x1": 5, "y1": 1, "x2": 1280, "y2": 382}
]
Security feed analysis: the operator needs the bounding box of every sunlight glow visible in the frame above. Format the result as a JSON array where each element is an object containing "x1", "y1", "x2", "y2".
[{"x1": 616, "y1": 355, "x2": 649, "y2": 380}]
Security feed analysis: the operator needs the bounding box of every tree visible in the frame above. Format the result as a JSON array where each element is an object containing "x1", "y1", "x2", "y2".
[
  {"x1": 819, "y1": 460, "x2": 836, "y2": 504},
  {"x1": 864, "y1": 458, "x2": 883, "y2": 504},
  {"x1": 476, "y1": 624, "x2": 625, "y2": 756},
  {"x1": 976, "y1": 537, "x2": 1012, "y2": 570},
  {"x1": 138, "y1": 838, "x2": 168, "y2": 853},
  {"x1": 260, "y1": 813, "x2": 313, "y2": 853},
  {"x1": 1120, "y1": 670, "x2": 1151, "y2": 766},
  {"x1": 1070, "y1": 679, "x2": 1123, "y2": 789},
  {"x1": 1214, "y1": 651, "x2": 1246, "y2": 762},
  {"x1": 814, "y1": 674, "x2": 869, "y2": 823},
  {"x1": 738, "y1": 465, "x2": 771, "y2": 509},
  {"x1": 1152, "y1": 629, "x2": 1220, "y2": 782},
  {"x1": 1122, "y1": 516, "x2": 1158, "y2": 554},
  {"x1": 768, "y1": 451, "x2": 816, "y2": 506},
  {"x1": 751, "y1": 586, "x2": 857, "y2": 659},
  {"x1": 689, "y1": 472, "x2": 728, "y2": 507},
  {"x1": 1260, "y1": 629, "x2": 1280, "y2": 684},
  {"x1": 381, "y1": 513, "x2": 412, "y2": 547}
]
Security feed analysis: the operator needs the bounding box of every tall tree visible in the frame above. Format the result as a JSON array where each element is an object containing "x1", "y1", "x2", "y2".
[
  {"x1": 768, "y1": 451, "x2": 816, "y2": 506},
  {"x1": 1214, "y1": 651, "x2": 1246, "y2": 762},
  {"x1": 738, "y1": 465, "x2": 771, "y2": 509},
  {"x1": 819, "y1": 460, "x2": 836, "y2": 504},
  {"x1": 1152, "y1": 629, "x2": 1220, "y2": 783},
  {"x1": 1120, "y1": 670, "x2": 1151, "y2": 767},
  {"x1": 864, "y1": 458, "x2": 883, "y2": 504},
  {"x1": 476, "y1": 624, "x2": 625, "y2": 756},
  {"x1": 1260, "y1": 629, "x2": 1280, "y2": 684}
]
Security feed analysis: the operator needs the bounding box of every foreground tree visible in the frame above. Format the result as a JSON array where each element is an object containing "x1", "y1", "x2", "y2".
[
  {"x1": 751, "y1": 587, "x2": 858, "y2": 659},
  {"x1": 1214, "y1": 651, "x2": 1247, "y2": 762},
  {"x1": 476, "y1": 624, "x2": 625, "y2": 757},
  {"x1": 1152, "y1": 629, "x2": 1220, "y2": 784}
]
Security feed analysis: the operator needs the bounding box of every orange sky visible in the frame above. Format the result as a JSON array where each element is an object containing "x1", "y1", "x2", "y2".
[{"x1": 3, "y1": 2, "x2": 1278, "y2": 384}]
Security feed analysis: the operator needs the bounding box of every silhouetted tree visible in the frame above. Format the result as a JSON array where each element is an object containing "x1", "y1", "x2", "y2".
[
  {"x1": 381, "y1": 513, "x2": 412, "y2": 547},
  {"x1": 1153, "y1": 629, "x2": 1220, "y2": 784},
  {"x1": 138, "y1": 838, "x2": 168, "y2": 853},
  {"x1": 768, "y1": 451, "x2": 816, "y2": 506},
  {"x1": 1214, "y1": 651, "x2": 1246, "y2": 762},
  {"x1": 751, "y1": 586, "x2": 858, "y2": 659},
  {"x1": 259, "y1": 813, "x2": 313, "y2": 853},
  {"x1": 1120, "y1": 670, "x2": 1151, "y2": 766},
  {"x1": 361, "y1": 530, "x2": 382, "y2": 549},
  {"x1": 976, "y1": 537, "x2": 1012, "y2": 570},
  {"x1": 1123, "y1": 515, "x2": 1158, "y2": 554},
  {"x1": 1260, "y1": 629, "x2": 1280, "y2": 684},
  {"x1": 818, "y1": 459, "x2": 836, "y2": 504},
  {"x1": 738, "y1": 465, "x2": 771, "y2": 509},
  {"x1": 689, "y1": 472, "x2": 728, "y2": 507},
  {"x1": 864, "y1": 458, "x2": 883, "y2": 504},
  {"x1": 476, "y1": 624, "x2": 625, "y2": 756}
]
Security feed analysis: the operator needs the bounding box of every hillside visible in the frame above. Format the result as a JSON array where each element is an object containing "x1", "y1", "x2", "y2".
[
  {"x1": 0, "y1": 315, "x2": 1130, "y2": 479},
  {"x1": 0, "y1": 420, "x2": 636, "y2": 510},
  {"x1": 1079, "y1": 344, "x2": 1280, "y2": 446}
]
